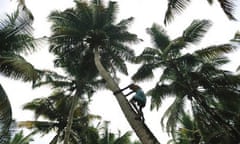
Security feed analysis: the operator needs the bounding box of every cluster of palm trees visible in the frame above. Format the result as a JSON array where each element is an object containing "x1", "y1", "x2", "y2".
[{"x1": 0, "y1": 0, "x2": 239, "y2": 143}]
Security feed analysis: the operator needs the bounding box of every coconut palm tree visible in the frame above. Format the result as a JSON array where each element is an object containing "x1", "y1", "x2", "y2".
[
  {"x1": 18, "y1": 87, "x2": 101, "y2": 144},
  {"x1": 164, "y1": 0, "x2": 236, "y2": 24},
  {"x1": 132, "y1": 19, "x2": 240, "y2": 142},
  {"x1": 48, "y1": 0, "x2": 160, "y2": 143}
]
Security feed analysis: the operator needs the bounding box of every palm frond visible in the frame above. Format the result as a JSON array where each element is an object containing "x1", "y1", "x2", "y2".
[
  {"x1": 134, "y1": 47, "x2": 162, "y2": 64},
  {"x1": 106, "y1": 41, "x2": 135, "y2": 62},
  {"x1": 164, "y1": 0, "x2": 191, "y2": 25},
  {"x1": 0, "y1": 10, "x2": 35, "y2": 54},
  {"x1": 161, "y1": 96, "x2": 185, "y2": 137},
  {"x1": 195, "y1": 44, "x2": 235, "y2": 60},
  {"x1": 0, "y1": 55, "x2": 39, "y2": 82},
  {"x1": 147, "y1": 23, "x2": 170, "y2": 50},
  {"x1": 117, "y1": 17, "x2": 134, "y2": 30},
  {"x1": 10, "y1": 130, "x2": 36, "y2": 144},
  {"x1": 230, "y1": 31, "x2": 240, "y2": 42},
  {"x1": 17, "y1": 121, "x2": 57, "y2": 133},
  {"x1": 0, "y1": 84, "x2": 12, "y2": 143},
  {"x1": 131, "y1": 64, "x2": 156, "y2": 82},
  {"x1": 147, "y1": 84, "x2": 175, "y2": 110},
  {"x1": 214, "y1": 0, "x2": 236, "y2": 20},
  {"x1": 110, "y1": 56, "x2": 128, "y2": 75},
  {"x1": 22, "y1": 97, "x2": 61, "y2": 120},
  {"x1": 33, "y1": 70, "x2": 73, "y2": 89},
  {"x1": 164, "y1": 0, "x2": 236, "y2": 25},
  {"x1": 160, "y1": 66, "x2": 177, "y2": 81},
  {"x1": 105, "y1": 1, "x2": 118, "y2": 24},
  {"x1": 114, "y1": 131, "x2": 132, "y2": 144},
  {"x1": 183, "y1": 19, "x2": 212, "y2": 45}
]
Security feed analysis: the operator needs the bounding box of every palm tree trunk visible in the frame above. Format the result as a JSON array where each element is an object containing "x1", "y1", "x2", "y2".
[
  {"x1": 94, "y1": 50, "x2": 160, "y2": 144},
  {"x1": 63, "y1": 93, "x2": 78, "y2": 144}
]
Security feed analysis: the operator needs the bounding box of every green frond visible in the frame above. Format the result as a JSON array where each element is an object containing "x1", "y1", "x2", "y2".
[
  {"x1": 110, "y1": 56, "x2": 128, "y2": 75},
  {"x1": 131, "y1": 64, "x2": 155, "y2": 82},
  {"x1": 231, "y1": 31, "x2": 240, "y2": 42},
  {"x1": 105, "y1": 41, "x2": 135, "y2": 62},
  {"x1": 164, "y1": 0, "x2": 191, "y2": 25},
  {"x1": 134, "y1": 47, "x2": 161, "y2": 64},
  {"x1": 161, "y1": 96, "x2": 185, "y2": 136},
  {"x1": 160, "y1": 66, "x2": 177, "y2": 82},
  {"x1": 0, "y1": 55, "x2": 39, "y2": 82},
  {"x1": 164, "y1": 0, "x2": 236, "y2": 25},
  {"x1": 209, "y1": 56, "x2": 230, "y2": 66},
  {"x1": 215, "y1": 0, "x2": 236, "y2": 20},
  {"x1": 0, "y1": 84, "x2": 12, "y2": 143},
  {"x1": 206, "y1": 0, "x2": 213, "y2": 4},
  {"x1": 195, "y1": 44, "x2": 235, "y2": 60},
  {"x1": 105, "y1": 1, "x2": 118, "y2": 24},
  {"x1": 33, "y1": 70, "x2": 72, "y2": 88},
  {"x1": 17, "y1": 121, "x2": 57, "y2": 133},
  {"x1": 147, "y1": 84, "x2": 175, "y2": 110},
  {"x1": 114, "y1": 131, "x2": 132, "y2": 144},
  {"x1": 0, "y1": 10, "x2": 35, "y2": 54},
  {"x1": 10, "y1": 130, "x2": 36, "y2": 144},
  {"x1": 147, "y1": 23, "x2": 170, "y2": 50},
  {"x1": 183, "y1": 19, "x2": 212, "y2": 45},
  {"x1": 117, "y1": 17, "x2": 134, "y2": 30},
  {"x1": 109, "y1": 29, "x2": 139, "y2": 44},
  {"x1": 22, "y1": 97, "x2": 60, "y2": 120}
]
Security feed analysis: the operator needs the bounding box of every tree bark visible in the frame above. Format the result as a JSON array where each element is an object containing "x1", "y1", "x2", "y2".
[
  {"x1": 94, "y1": 50, "x2": 160, "y2": 144},
  {"x1": 63, "y1": 93, "x2": 78, "y2": 144}
]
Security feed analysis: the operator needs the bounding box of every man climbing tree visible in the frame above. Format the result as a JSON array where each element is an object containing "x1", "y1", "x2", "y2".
[{"x1": 114, "y1": 84, "x2": 146, "y2": 121}]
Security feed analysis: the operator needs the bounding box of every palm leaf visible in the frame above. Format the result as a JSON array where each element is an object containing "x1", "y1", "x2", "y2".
[
  {"x1": 209, "y1": 0, "x2": 236, "y2": 20},
  {"x1": 147, "y1": 23, "x2": 170, "y2": 50},
  {"x1": 0, "y1": 55, "x2": 39, "y2": 82},
  {"x1": 183, "y1": 19, "x2": 212, "y2": 45},
  {"x1": 135, "y1": 47, "x2": 162, "y2": 63},
  {"x1": 9, "y1": 130, "x2": 36, "y2": 144},
  {"x1": 195, "y1": 44, "x2": 235, "y2": 60},
  {"x1": 17, "y1": 121, "x2": 57, "y2": 133},
  {"x1": 148, "y1": 84, "x2": 175, "y2": 110},
  {"x1": 161, "y1": 96, "x2": 185, "y2": 137},
  {"x1": 105, "y1": 1, "x2": 118, "y2": 24},
  {"x1": 164, "y1": 0, "x2": 236, "y2": 24},
  {"x1": 164, "y1": 0, "x2": 190, "y2": 25},
  {"x1": 114, "y1": 131, "x2": 132, "y2": 144},
  {"x1": 0, "y1": 10, "x2": 35, "y2": 54},
  {"x1": 0, "y1": 84, "x2": 12, "y2": 143},
  {"x1": 131, "y1": 64, "x2": 156, "y2": 81}
]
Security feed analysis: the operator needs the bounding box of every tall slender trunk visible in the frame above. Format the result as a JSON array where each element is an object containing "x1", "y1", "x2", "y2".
[
  {"x1": 94, "y1": 51, "x2": 160, "y2": 144},
  {"x1": 63, "y1": 93, "x2": 79, "y2": 144}
]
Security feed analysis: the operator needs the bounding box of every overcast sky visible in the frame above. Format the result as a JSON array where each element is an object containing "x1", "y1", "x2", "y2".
[{"x1": 1, "y1": 0, "x2": 240, "y2": 143}]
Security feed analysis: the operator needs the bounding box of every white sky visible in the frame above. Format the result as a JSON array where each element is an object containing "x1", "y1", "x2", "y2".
[{"x1": 1, "y1": 0, "x2": 240, "y2": 143}]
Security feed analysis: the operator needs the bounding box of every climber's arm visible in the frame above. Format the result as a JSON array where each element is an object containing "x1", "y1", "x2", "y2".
[
  {"x1": 113, "y1": 84, "x2": 134, "y2": 95},
  {"x1": 124, "y1": 91, "x2": 135, "y2": 96}
]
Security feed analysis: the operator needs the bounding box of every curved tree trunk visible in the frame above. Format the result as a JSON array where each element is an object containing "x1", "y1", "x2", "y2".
[
  {"x1": 63, "y1": 93, "x2": 78, "y2": 144},
  {"x1": 94, "y1": 51, "x2": 160, "y2": 144}
]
